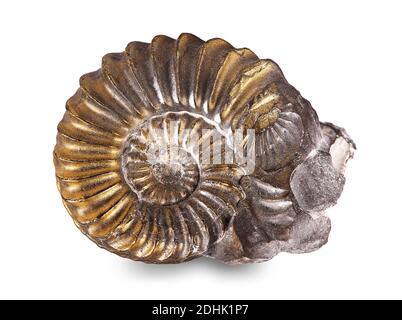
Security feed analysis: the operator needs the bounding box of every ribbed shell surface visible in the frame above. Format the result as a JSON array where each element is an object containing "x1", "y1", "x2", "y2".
[{"x1": 54, "y1": 33, "x2": 308, "y2": 263}]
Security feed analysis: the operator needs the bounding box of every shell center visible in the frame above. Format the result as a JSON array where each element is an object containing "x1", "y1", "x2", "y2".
[
  {"x1": 152, "y1": 162, "x2": 184, "y2": 185},
  {"x1": 120, "y1": 115, "x2": 202, "y2": 206}
]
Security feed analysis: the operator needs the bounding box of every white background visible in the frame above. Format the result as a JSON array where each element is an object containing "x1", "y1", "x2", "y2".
[{"x1": 0, "y1": 0, "x2": 401, "y2": 300}]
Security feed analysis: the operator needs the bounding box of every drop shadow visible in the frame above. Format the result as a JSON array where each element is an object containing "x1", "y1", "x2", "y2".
[{"x1": 117, "y1": 256, "x2": 270, "y2": 280}]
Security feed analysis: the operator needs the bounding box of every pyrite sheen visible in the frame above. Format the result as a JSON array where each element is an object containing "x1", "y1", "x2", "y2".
[{"x1": 54, "y1": 34, "x2": 355, "y2": 264}]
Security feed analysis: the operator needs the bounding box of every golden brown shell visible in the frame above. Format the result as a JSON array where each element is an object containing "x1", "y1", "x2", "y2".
[{"x1": 54, "y1": 33, "x2": 321, "y2": 263}]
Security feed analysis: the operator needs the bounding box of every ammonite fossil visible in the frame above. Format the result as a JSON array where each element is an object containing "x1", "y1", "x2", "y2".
[{"x1": 54, "y1": 33, "x2": 355, "y2": 264}]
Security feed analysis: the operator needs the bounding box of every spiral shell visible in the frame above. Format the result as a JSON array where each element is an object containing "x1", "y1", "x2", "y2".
[{"x1": 54, "y1": 33, "x2": 328, "y2": 263}]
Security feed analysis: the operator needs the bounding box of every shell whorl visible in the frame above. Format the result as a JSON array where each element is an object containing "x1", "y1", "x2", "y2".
[{"x1": 54, "y1": 33, "x2": 314, "y2": 263}]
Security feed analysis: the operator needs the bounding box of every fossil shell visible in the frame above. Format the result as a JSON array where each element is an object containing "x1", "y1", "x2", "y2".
[{"x1": 54, "y1": 33, "x2": 355, "y2": 264}]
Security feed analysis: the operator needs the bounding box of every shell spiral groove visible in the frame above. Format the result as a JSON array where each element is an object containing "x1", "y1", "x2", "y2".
[{"x1": 54, "y1": 33, "x2": 324, "y2": 263}]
